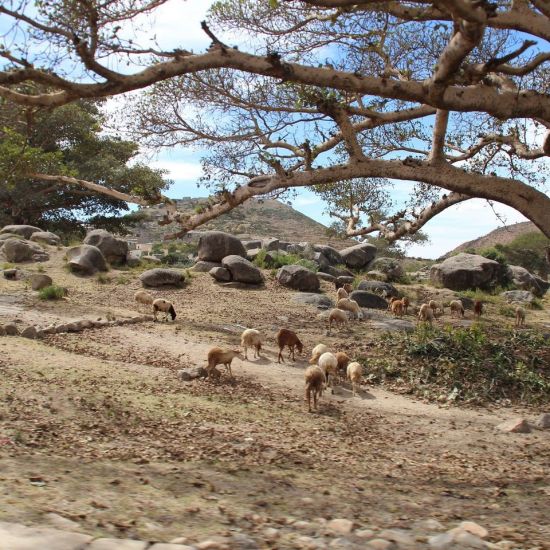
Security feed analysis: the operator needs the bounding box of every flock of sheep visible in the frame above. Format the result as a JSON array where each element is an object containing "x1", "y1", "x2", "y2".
[{"x1": 133, "y1": 281, "x2": 527, "y2": 413}]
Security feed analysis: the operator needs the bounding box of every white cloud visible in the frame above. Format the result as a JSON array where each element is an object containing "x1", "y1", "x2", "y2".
[{"x1": 150, "y1": 160, "x2": 203, "y2": 181}]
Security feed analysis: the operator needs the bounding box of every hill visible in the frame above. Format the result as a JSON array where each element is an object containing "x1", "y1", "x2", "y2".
[
  {"x1": 443, "y1": 221, "x2": 542, "y2": 258},
  {"x1": 130, "y1": 197, "x2": 354, "y2": 248}
]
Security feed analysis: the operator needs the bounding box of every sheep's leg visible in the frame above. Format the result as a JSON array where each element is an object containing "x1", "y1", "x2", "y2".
[
  {"x1": 278, "y1": 349, "x2": 284, "y2": 363},
  {"x1": 313, "y1": 389, "x2": 318, "y2": 411},
  {"x1": 289, "y1": 347, "x2": 295, "y2": 361},
  {"x1": 306, "y1": 387, "x2": 311, "y2": 412},
  {"x1": 226, "y1": 361, "x2": 233, "y2": 377},
  {"x1": 243, "y1": 346, "x2": 248, "y2": 360}
]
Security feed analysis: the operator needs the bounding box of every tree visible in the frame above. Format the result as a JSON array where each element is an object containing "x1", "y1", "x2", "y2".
[
  {"x1": 0, "y1": 95, "x2": 170, "y2": 234},
  {"x1": 0, "y1": 0, "x2": 549, "y2": 240}
]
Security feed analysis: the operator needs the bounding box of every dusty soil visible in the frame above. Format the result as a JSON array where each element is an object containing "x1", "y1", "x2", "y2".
[{"x1": 1, "y1": 249, "x2": 550, "y2": 547}]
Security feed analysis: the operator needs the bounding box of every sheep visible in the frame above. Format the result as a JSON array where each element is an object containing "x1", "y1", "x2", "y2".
[
  {"x1": 328, "y1": 308, "x2": 348, "y2": 332},
  {"x1": 318, "y1": 351, "x2": 338, "y2": 389},
  {"x1": 152, "y1": 298, "x2": 176, "y2": 321},
  {"x1": 449, "y1": 300, "x2": 465, "y2": 318},
  {"x1": 428, "y1": 300, "x2": 444, "y2": 317},
  {"x1": 335, "y1": 281, "x2": 353, "y2": 293},
  {"x1": 347, "y1": 361, "x2": 363, "y2": 396},
  {"x1": 276, "y1": 328, "x2": 303, "y2": 363},
  {"x1": 305, "y1": 366, "x2": 325, "y2": 412},
  {"x1": 336, "y1": 287, "x2": 349, "y2": 301},
  {"x1": 206, "y1": 347, "x2": 244, "y2": 378},
  {"x1": 335, "y1": 351, "x2": 351, "y2": 381},
  {"x1": 515, "y1": 306, "x2": 526, "y2": 327},
  {"x1": 474, "y1": 300, "x2": 483, "y2": 319},
  {"x1": 337, "y1": 298, "x2": 363, "y2": 320},
  {"x1": 309, "y1": 343, "x2": 330, "y2": 365},
  {"x1": 402, "y1": 296, "x2": 410, "y2": 315},
  {"x1": 387, "y1": 296, "x2": 399, "y2": 311},
  {"x1": 391, "y1": 299, "x2": 404, "y2": 318},
  {"x1": 240, "y1": 328, "x2": 262, "y2": 360},
  {"x1": 134, "y1": 290, "x2": 153, "y2": 311},
  {"x1": 418, "y1": 303, "x2": 434, "y2": 324}
]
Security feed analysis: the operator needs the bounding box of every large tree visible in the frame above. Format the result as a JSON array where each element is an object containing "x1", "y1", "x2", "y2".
[
  {"x1": 0, "y1": 95, "x2": 170, "y2": 234},
  {"x1": 0, "y1": 0, "x2": 548, "y2": 240}
]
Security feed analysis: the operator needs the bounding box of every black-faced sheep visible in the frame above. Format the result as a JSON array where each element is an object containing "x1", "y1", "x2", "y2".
[{"x1": 152, "y1": 298, "x2": 176, "y2": 321}]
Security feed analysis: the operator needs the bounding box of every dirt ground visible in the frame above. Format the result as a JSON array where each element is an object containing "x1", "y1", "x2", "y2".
[{"x1": 1, "y1": 249, "x2": 550, "y2": 547}]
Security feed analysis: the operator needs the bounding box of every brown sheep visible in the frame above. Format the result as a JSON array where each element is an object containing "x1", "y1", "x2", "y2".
[
  {"x1": 418, "y1": 303, "x2": 434, "y2": 324},
  {"x1": 428, "y1": 300, "x2": 444, "y2": 317},
  {"x1": 276, "y1": 328, "x2": 303, "y2": 363},
  {"x1": 402, "y1": 296, "x2": 410, "y2": 315},
  {"x1": 335, "y1": 351, "x2": 351, "y2": 380},
  {"x1": 347, "y1": 362, "x2": 363, "y2": 396},
  {"x1": 391, "y1": 299, "x2": 404, "y2": 318},
  {"x1": 336, "y1": 287, "x2": 349, "y2": 301},
  {"x1": 305, "y1": 366, "x2": 325, "y2": 412},
  {"x1": 474, "y1": 300, "x2": 483, "y2": 319},
  {"x1": 207, "y1": 347, "x2": 244, "y2": 378},
  {"x1": 387, "y1": 296, "x2": 399, "y2": 311},
  {"x1": 515, "y1": 306, "x2": 526, "y2": 327}
]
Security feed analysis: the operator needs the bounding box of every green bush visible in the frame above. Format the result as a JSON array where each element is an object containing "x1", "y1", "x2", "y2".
[
  {"x1": 254, "y1": 250, "x2": 318, "y2": 271},
  {"x1": 480, "y1": 247, "x2": 508, "y2": 265},
  {"x1": 96, "y1": 273, "x2": 111, "y2": 284},
  {"x1": 38, "y1": 285, "x2": 66, "y2": 300}
]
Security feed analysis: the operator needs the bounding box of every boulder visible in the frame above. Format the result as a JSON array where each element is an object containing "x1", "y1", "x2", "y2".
[
  {"x1": 507, "y1": 265, "x2": 549, "y2": 297},
  {"x1": 3, "y1": 268, "x2": 23, "y2": 280},
  {"x1": 0, "y1": 326, "x2": 5, "y2": 336},
  {"x1": 84, "y1": 229, "x2": 128, "y2": 265},
  {"x1": 30, "y1": 231, "x2": 61, "y2": 245},
  {"x1": 21, "y1": 326, "x2": 38, "y2": 339},
  {"x1": 336, "y1": 275, "x2": 355, "y2": 285},
  {"x1": 3, "y1": 238, "x2": 49, "y2": 263},
  {"x1": 191, "y1": 260, "x2": 222, "y2": 272},
  {"x1": 141, "y1": 255, "x2": 162, "y2": 264},
  {"x1": 209, "y1": 266, "x2": 232, "y2": 282},
  {"x1": 0, "y1": 233, "x2": 23, "y2": 246},
  {"x1": 30, "y1": 274, "x2": 53, "y2": 291},
  {"x1": 277, "y1": 265, "x2": 320, "y2": 292},
  {"x1": 66, "y1": 244, "x2": 107, "y2": 275},
  {"x1": 140, "y1": 268, "x2": 186, "y2": 287},
  {"x1": 0, "y1": 224, "x2": 43, "y2": 239},
  {"x1": 180, "y1": 366, "x2": 208, "y2": 381},
  {"x1": 317, "y1": 272, "x2": 336, "y2": 283},
  {"x1": 313, "y1": 252, "x2": 330, "y2": 271},
  {"x1": 496, "y1": 418, "x2": 531, "y2": 433},
  {"x1": 366, "y1": 270, "x2": 388, "y2": 281},
  {"x1": 242, "y1": 240, "x2": 262, "y2": 251},
  {"x1": 350, "y1": 290, "x2": 388, "y2": 309},
  {"x1": 222, "y1": 255, "x2": 263, "y2": 284},
  {"x1": 535, "y1": 413, "x2": 550, "y2": 429},
  {"x1": 500, "y1": 290, "x2": 536, "y2": 304},
  {"x1": 292, "y1": 293, "x2": 334, "y2": 309},
  {"x1": 262, "y1": 237, "x2": 279, "y2": 251},
  {"x1": 313, "y1": 245, "x2": 343, "y2": 266},
  {"x1": 430, "y1": 253, "x2": 507, "y2": 291},
  {"x1": 3, "y1": 323, "x2": 19, "y2": 336},
  {"x1": 246, "y1": 248, "x2": 262, "y2": 261},
  {"x1": 368, "y1": 257, "x2": 404, "y2": 282},
  {"x1": 198, "y1": 231, "x2": 246, "y2": 262},
  {"x1": 325, "y1": 265, "x2": 355, "y2": 278},
  {"x1": 279, "y1": 241, "x2": 291, "y2": 251},
  {"x1": 357, "y1": 280, "x2": 398, "y2": 297},
  {"x1": 340, "y1": 243, "x2": 377, "y2": 269}
]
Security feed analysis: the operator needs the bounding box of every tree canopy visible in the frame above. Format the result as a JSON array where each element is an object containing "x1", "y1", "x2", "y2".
[
  {"x1": 0, "y1": 96, "x2": 170, "y2": 235},
  {"x1": 0, "y1": 0, "x2": 548, "y2": 241}
]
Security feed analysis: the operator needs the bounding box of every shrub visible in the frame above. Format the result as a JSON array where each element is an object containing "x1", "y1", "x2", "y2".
[
  {"x1": 96, "y1": 273, "x2": 111, "y2": 284},
  {"x1": 480, "y1": 247, "x2": 508, "y2": 265},
  {"x1": 38, "y1": 285, "x2": 66, "y2": 300},
  {"x1": 254, "y1": 250, "x2": 318, "y2": 271}
]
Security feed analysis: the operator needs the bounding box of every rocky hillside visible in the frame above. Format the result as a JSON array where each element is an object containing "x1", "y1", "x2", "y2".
[
  {"x1": 130, "y1": 197, "x2": 354, "y2": 248},
  {"x1": 443, "y1": 221, "x2": 541, "y2": 257}
]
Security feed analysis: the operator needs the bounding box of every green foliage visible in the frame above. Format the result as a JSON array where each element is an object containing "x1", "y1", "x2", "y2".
[
  {"x1": 95, "y1": 273, "x2": 111, "y2": 284},
  {"x1": 253, "y1": 249, "x2": 318, "y2": 271},
  {"x1": 480, "y1": 247, "x2": 508, "y2": 265},
  {"x1": 38, "y1": 285, "x2": 66, "y2": 300},
  {"x1": 115, "y1": 274, "x2": 130, "y2": 285}
]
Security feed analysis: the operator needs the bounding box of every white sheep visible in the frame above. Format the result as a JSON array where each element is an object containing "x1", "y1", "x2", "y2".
[
  {"x1": 449, "y1": 300, "x2": 465, "y2": 318},
  {"x1": 134, "y1": 290, "x2": 153, "y2": 310},
  {"x1": 152, "y1": 298, "x2": 176, "y2": 321},
  {"x1": 207, "y1": 347, "x2": 244, "y2": 378},
  {"x1": 328, "y1": 308, "x2": 348, "y2": 333},
  {"x1": 336, "y1": 287, "x2": 349, "y2": 301},
  {"x1": 309, "y1": 343, "x2": 330, "y2": 365},
  {"x1": 418, "y1": 303, "x2": 434, "y2": 324},
  {"x1": 336, "y1": 298, "x2": 363, "y2": 320},
  {"x1": 347, "y1": 361, "x2": 363, "y2": 396},
  {"x1": 318, "y1": 351, "x2": 338, "y2": 389},
  {"x1": 240, "y1": 328, "x2": 262, "y2": 360},
  {"x1": 428, "y1": 300, "x2": 444, "y2": 316}
]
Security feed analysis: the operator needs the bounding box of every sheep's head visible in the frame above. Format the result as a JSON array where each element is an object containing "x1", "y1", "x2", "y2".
[
  {"x1": 296, "y1": 340, "x2": 304, "y2": 355},
  {"x1": 169, "y1": 305, "x2": 177, "y2": 320}
]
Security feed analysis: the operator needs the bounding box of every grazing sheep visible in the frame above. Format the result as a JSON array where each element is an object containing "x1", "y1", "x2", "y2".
[
  {"x1": 336, "y1": 287, "x2": 349, "y2": 301},
  {"x1": 402, "y1": 296, "x2": 410, "y2": 315},
  {"x1": 428, "y1": 300, "x2": 444, "y2": 316},
  {"x1": 318, "y1": 351, "x2": 338, "y2": 389},
  {"x1": 337, "y1": 298, "x2": 363, "y2": 320},
  {"x1": 449, "y1": 300, "x2": 465, "y2": 318},
  {"x1": 347, "y1": 361, "x2": 363, "y2": 396},
  {"x1": 152, "y1": 298, "x2": 176, "y2": 321},
  {"x1": 328, "y1": 308, "x2": 348, "y2": 332},
  {"x1": 335, "y1": 351, "x2": 351, "y2": 381},
  {"x1": 387, "y1": 296, "x2": 399, "y2": 311},
  {"x1": 474, "y1": 300, "x2": 483, "y2": 319},
  {"x1": 134, "y1": 290, "x2": 153, "y2": 311},
  {"x1": 391, "y1": 299, "x2": 404, "y2": 318},
  {"x1": 310, "y1": 343, "x2": 330, "y2": 365},
  {"x1": 240, "y1": 328, "x2": 262, "y2": 360},
  {"x1": 418, "y1": 303, "x2": 434, "y2": 324},
  {"x1": 207, "y1": 347, "x2": 244, "y2": 378},
  {"x1": 334, "y1": 281, "x2": 353, "y2": 293},
  {"x1": 305, "y1": 366, "x2": 325, "y2": 412},
  {"x1": 276, "y1": 328, "x2": 303, "y2": 363},
  {"x1": 515, "y1": 306, "x2": 526, "y2": 327}
]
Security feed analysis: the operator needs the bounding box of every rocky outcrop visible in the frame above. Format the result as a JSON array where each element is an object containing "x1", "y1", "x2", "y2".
[
  {"x1": 507, "y1": 265, "x2": 549, "y2": 297},
  {"x1": 292, "y1": 293, "x2": 334, "y2": 309},
  {"x1": 30, "y1": 231, "x2": 61, "y2": 245},
  {"x1": 368, "y1": 257, "x2": 404, "y2": 282},
  {"x1": 430, "y1": 253, "x2": 508, "y2": 291},
  {"x1": 30, "y1": 274, "x2": 53, "y2": 291},
  {"x1": 140, "y1": 268, "x2": 186, "y2": 287},
  {"x1": 262, "y1": 237, "x2": 279, "y2": 251},
  {"x1": 357, "y1": 280, "x2": 398, "y2": 297},
  {"x1": 192, "y1": 260, "x2": 222, "y2": 272},
  {"x1": 66, "y1": 245, "x2": 107, "y2": 275},
  {"x1": 209, "y1": 266, "x2": 232, "y2": 282},
  {"x1": 349, "y1": 290, "x2": 388, "y2": 309},
  {"x1": 313, "y1": 245, "x2": 343, "y2": 267},
  {"x1": 500, "y1": 290, "x2": 536, "y2": 304},
  {"x1": 84, "y1": 229, "x2": 128, "y2": 265},
  {"x1": 222, "y1": 255, "x2": 263, "y2": 284},
  {"x1": 198, "y1": 231, "x2": 246, "y2": 262},
  {"x1": 3, "y1": 238, "x2": 49, "y2": 263},
  {"x1": 339, "y1": 243, "x2": 377, "y2": 269},
  {"x1": 0, "y1": 224, "x2": 43, "y2": 239},
  {"x1": 277, "y1": 265, "x2": 320, "y2": 292}
]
